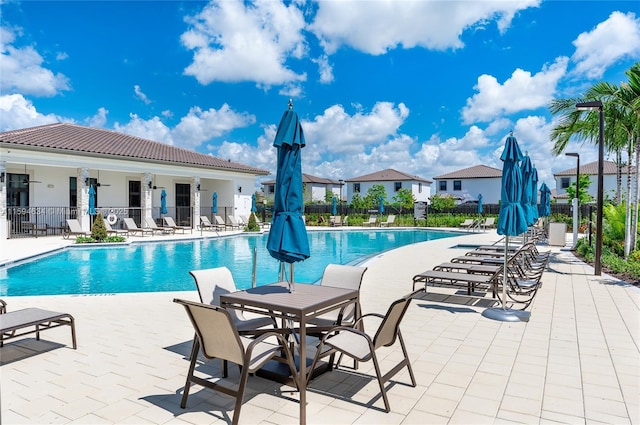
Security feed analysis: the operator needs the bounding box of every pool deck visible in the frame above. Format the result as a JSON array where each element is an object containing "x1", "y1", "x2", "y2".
[{"x1": 1, "y1": 228, "x2": 639, "y2": 424}]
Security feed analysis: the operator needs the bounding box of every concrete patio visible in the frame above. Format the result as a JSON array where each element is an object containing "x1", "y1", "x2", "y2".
[{"x1": 1, "y1": 229, "x2": 638, "y2": 424}]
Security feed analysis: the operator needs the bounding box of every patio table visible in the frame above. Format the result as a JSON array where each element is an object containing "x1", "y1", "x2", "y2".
[{"x1": 220, "y1": 281, "x2": 359, "y2": 425}]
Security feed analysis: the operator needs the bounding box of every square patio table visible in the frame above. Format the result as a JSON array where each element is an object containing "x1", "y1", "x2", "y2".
[{"x1": 220, "y1": 281, "x2": 359, "y2": 425}]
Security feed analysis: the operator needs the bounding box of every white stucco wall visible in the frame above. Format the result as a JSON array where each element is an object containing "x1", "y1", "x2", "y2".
[
  {"x1": 346, "y1": 180, "x2": 431, "y2": 204},
  {"x1": 436, "y1": 178, "x2": 502, "y2": 204},
  {"x1": 554, "y1": 173, "x2": 636, "y2": 204}
]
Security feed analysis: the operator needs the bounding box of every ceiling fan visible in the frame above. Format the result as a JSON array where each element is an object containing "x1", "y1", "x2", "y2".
[
  {"x1": 22, "y1": 164, "x2": 41, "y2": 185},
  {"x1": 90, "y1": 170, "x2": 111, "y2": 187}
]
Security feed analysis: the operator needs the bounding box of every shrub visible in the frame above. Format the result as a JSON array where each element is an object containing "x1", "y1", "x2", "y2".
[
  {"x1": 244, "y1": 213, "x2": 260, "y2": 232},
  {"x1": 91, "y1": 214, "x2": 108, "y2": 241}
]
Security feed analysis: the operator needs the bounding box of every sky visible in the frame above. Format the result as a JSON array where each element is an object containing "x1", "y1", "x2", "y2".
[{"x1": 1, "y1": 0, "x2": 639, "y2": 196}]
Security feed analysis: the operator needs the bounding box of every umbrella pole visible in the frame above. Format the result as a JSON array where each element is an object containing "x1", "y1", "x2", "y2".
[
  {"x1": 502, "y1": 235, "x2": 508, "y2": 310},
  {"x1": 252, "y1": 246, "x2": 257, "y2": 288},
  {"x1": 289, "y1": 263, "x2": 295, "y2": 293}
]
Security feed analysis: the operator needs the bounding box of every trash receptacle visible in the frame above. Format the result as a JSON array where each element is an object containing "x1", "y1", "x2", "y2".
[{"x1": 548, "y1": 222, "x2": 567, "y2": 246}]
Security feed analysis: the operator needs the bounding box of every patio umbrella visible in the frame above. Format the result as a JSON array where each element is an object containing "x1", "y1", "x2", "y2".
[
  {"x1": 379, "y1": 196, "x2": 385, "y2": 214},
  {"x1": 539, "y1": 183, "x2": 551, "y2": 217},
  {"x1": 483, "y1": 132, "x2": 529, "y2": 322},
  {"x1": 251, "y1": 193, "x2": 257, "y2": 213},
  {"x1": 520, "y1": 154, "x2": 536, "y2": 227},
  {"x1": 478, "y1": 193, "x2": 483, "y2": 215},
  {"x1": 266, "y1": 101, "x2": 310, "y2": 290},
  {"x1": 531, "y1": 165, "x2": 539, "y2": 223},
  {"x1": 212, "y1": 192, "x2": 217, "y2": 214},
  {"x1": 160, "y1": 189, "x2": 168, "y2": 215},
  {"x1": 88, "y1": 185, "x2": 96, "y2": 216},
  {"x1": 332, "y1": 196, "x2": 337, "y2": 216}
]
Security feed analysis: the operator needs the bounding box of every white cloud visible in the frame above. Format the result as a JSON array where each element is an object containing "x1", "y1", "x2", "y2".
[
  {"x1": 310, "y1": 0, "x2": 540, "y2": 55},
  {"x1": 461, "y1": 57, "x2": 568, "y2": 124},
  {"x1": 313, "y1": 54, "x2": 334, "y2": 84},
  {"x1": 0, "y1": 94, "x2": 64, "y2": 131},
  {"x1": 0, "y1": 26, "x2": 70, "y2": 97},
  {"x1": 134, "y1": 85, "x2": 151, "y2": 104},
  {"x1": 114, "y1": 114, "x2": 174, "y2": 144},
  {"x1": 172, "y1": 104, "x2": 256, "y2": 149},
  {"x1": 572, "y1": 11, "x2": 640, "y2": 79},
  {"x1": 85, "y1": 107, "x2": 109, "y2": 128},
  {"x1": 181, "y1": 0, "x2": 308, "y2": 86}
]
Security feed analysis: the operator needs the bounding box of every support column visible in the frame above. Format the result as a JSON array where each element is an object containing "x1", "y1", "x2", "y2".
[
  {"x1": 0, "y1": 161, "x2": 7, "y2": 242},
  {"x1": 192, "y1": 177, "x2": 200, "y2": 229},
  {"x1": 142, "y1": 172, "x2": 153, "y2": 224},
  {"x1": 78, "y1": 168, "x2": 90, "y2": 232}
]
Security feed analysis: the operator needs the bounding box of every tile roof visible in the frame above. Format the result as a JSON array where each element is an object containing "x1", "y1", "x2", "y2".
[
  {"x1": 262, "y1": 173, "x2": 341, "y2": 185},
  {"x1": 0, "y1": 123, "x2": 269, "y2": 175},
  {"x1": 554, "y1": 160, "x2": 634, "y2": 176},
  {"x1": 346, "y1": 168, "x2": 431, "y2": 183},
  {"x1": 434, "y1": 164, "x2": 502, "y2": 179}
]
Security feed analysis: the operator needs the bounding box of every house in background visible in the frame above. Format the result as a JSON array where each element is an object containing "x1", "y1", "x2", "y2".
[
  {"x1": 553, "y1": 160, "x2": 636, "y2": 204},
  {"x1": 0, "y1": 123, "x2": 268, "y2": 239},
  {"x1": 262, "y1": 173, "x2": 342, "y2": 203},
  {"x1": 433, "y1": 165, "x2": 502, "y2": 204},
  {"x1": 345, "y1": 169, "x2": 431, "y2": 204}
]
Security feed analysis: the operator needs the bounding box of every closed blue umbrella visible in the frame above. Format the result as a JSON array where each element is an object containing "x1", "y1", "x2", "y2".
[
  {"x1": 160, "y1": 189, "x2": 168, "y2": 215},
  {"x1": 251, "y1": 193, "x2": 257, "y2": 213},
  {"x1": 378, "y1": 195, "x2": 384, "y2": 214},
  {"x1": 484, "y1": 133, "x2": 529, "y2": 322},
  {"x1": 520, "y1": 154, "x2": 536, "y2": 226},
  {"x1": 266, "y1": 101, "x2": 310, "y2": 287},
  {"x1": 212, "y1": 192, "x2": 217, "y2": 214},
  {"x1": 332, "y1": 196, "x2": 337, "y2": 216},
  {"x1": 531, "y1": 166, "x2": 539, "y2": 223},
  {"x1": 539, "y1": 183, "x2": 551, "y2": 217},
  {"x1": 88, "y1": 185, "x2": 96, "y2": 216},
  {"x1": 478, "y1": 193, "x2": 483, "y2": 215}
]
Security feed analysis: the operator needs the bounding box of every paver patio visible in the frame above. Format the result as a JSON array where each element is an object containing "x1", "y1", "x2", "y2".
[{"x1": 1, "y1": 229, "x2": 638, "y2": 424}]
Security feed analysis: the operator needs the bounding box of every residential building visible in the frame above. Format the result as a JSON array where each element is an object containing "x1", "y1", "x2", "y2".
[
  {"x1": 554, "y1": 160, "x2": 637, "y2": 204},
  {"x1": 433, "y1": 165, "x2": 502, "y2": 204},
  {"x1": 345, "y1": 169, "x2": 431, "y2": 204},
  {"x1": 0, "y1": 123, "x2": 269, "y2": 239},
  {"x1": 262, "y1": 173, "x2": 342, "y2": 203}
]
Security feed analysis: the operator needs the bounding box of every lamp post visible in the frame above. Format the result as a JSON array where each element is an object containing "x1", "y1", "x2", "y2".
[
  {"x1": 339, "y1": 179, "x2": 344, "y2": 216},
  {"x1": 566, "y1": 152, "x2": 580, "y2": 247},
  {"x1": 575, "y1": 100, "x2": 604, "y2": 275}
]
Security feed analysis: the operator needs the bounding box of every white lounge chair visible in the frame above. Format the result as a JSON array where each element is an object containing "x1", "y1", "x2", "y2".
[
  {"x1": 380, "y1": 215, "x2": 396, "y2": 227},
  {"x1": 459, "y1": 219, "x2": 475, "y2": 230},
  {"x1": 226, "y1": 215, "x2": 242, "y2": 230},
  {"x1": 123, "y1": 218, "x2": 154, "y2": 236},
  {"x1": 144, "y1": 217, "x2": 175, "y2": 235},
  {"x1": 362, "y1": 215, "x2": 377, "y2": 227},
  {"x1": 104, "y1": 221, "x2": 127, "y2": 236},
  {"x1": 163, "y1": 216, "x2": 191, "y2": 234},
  {"x1": 63, "y1": 219, "x2": 90, "y2": 239},
  {"x1": 483, "y1": 217, "x2": 496, "y2": 229}
]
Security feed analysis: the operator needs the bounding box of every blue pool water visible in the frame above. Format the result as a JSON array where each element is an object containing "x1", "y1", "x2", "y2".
[{"x1": 0, "y1": 229, "x2": 459, "y2": 296}]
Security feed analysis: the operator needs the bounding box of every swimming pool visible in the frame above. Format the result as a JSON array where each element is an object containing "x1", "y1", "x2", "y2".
[{"x1": 0, "y1": 229, "x2": 460, "y2": 296}]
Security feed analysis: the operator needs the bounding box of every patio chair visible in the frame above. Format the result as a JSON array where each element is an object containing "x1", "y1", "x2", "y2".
[
  {"x1": 362, "y1": 215, "x2": 377, "y2": 227},
  {"x1": 483, "y1": 217, "x2": 496, "y2": 229},
  {"x1": 459, "y1": 219, "x2": 475, "y2": 230},
  {"x1": 214, "y1": 215, "x2": 230, "y2": 230},
  {"x1": 144, "y1": 217, "x2": 175, "y2": 235},
  {"x1": 329, "y1": 216, "x2": 342, "y2": 227},
  {"x1": 163, "y1": 216, "x2": 192, "y2": 234},
  {"x1": 226, "y1": 215, "x2": 242, "y2": 230},
  {"x1": 199, "y1": 216, "x2": 217, "y2": 231},
  {"x1": 173, "y1": 299, "x2": 298, "y2": 425},
  {"x1": 343, "y1": 215, "x2": 349, "y2": 226},
  {"x1": 123, "y1": 217, "x2": 154, "y2": 236},
  {"x1": 379, "y1": 215, "x2": 396, "y2": 227},
  {"x1": 254, "y1": 214, "x2": 270, "y2": 229},
  {"x1": 104, "y1": 221, "x2": 127, "y2": 236},
  {"x1": 63, "y1": 219, "x2": 90, "y2": 239},
  {"x1": 309, "y1": 289, "x2": 423, "y2": 412}
]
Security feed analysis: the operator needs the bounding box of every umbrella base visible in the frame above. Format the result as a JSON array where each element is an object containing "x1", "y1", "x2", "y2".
[{"x1": 482, "y1": 307, "x2": 530, "y2": 322}]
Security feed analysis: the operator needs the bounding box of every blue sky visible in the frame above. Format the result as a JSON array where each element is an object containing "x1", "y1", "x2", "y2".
[{"x1": 1, "y1": 0, "x2": 639, "y2": 195}]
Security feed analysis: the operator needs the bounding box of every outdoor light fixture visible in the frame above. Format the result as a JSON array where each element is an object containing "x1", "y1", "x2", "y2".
[
  {"x1": 84, "y1": 177, "x2": 89, "y2": 186},
  {"x1": 566, "y1": 152, "x2": 580, "y2": 247},
  {"x1": 575, "y1": 100, "x2": 604, "y2": 275},
  {"x1": 196, "y1": 184, "x2": 201, "y2": 191},
  {"x1": 148, "y1": 181, "x2": 153, "y2": 189},
  {"x1": 238, "y1": 186, "x2": 242, "y2": 193}
]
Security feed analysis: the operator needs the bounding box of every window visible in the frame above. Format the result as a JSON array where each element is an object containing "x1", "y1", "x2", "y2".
[
  {"x1": 354, "y1": 183, "x2": 360, "y2": 193},
  {"x1": 561, "y1": 177, "x2": 570, "y2": 189},
  {"x1": 69, "y1": 177, "x2": 77, "y2": 207},
  {"x1": 439, "y1": 181, "x2": 447, "y2": 191},
  {"x1": 418, "y1": 182, "x2": 422, "y2": 193},
  {"x1": 268, "y1": 185, "x2": 275, "y2": 194},
  {"x1": 453, "y1": 180, "x2": 462, "y2": 191},
  {"x1": 394, "y1": 182, "x2": 402, "y2": 192}
]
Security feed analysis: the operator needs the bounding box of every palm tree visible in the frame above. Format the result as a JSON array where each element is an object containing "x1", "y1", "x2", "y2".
[{"x1": 549, "y1": 64, "x2": 640, "y2": 256}]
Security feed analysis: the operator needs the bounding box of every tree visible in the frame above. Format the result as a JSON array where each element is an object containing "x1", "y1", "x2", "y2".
[
  {"x1": 429, "y1": 194, "x2": 456, "y2": 212},
  {"x1": 324, "y1": 188, "x2": 334, "y2": 203},
  {"x1": 393, "y1": 188, "x2": 415, "y2": 214},
  {"x1": 91, "y1": 214, "x2": 107, "y2": 241},
  {"x1": 565, "y1": 175, "x2": 594, "y2": 205},
  {"x1": 364, "y1": 184, "x2": 387, "y2": 210},
  {"x1": 349, "y1": 193, "x2": 365, "y2": 210}
]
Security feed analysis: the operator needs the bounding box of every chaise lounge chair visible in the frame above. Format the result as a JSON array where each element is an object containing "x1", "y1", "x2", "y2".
[
  {"x1": 226, "y1": 215, "x2": 242, "y2": 230},
  {"x1": 362, "y1": 215, "x2": 377, "y2": 227},
  {"x1": 104, "y1": 221, "x2": 128, "y2": 236},
  {"x1": 163, "y1": 216, "x2": 191, "y2": 234},
  {"x1": 144, "y1": 217, "x2": 175, "y2": 235},
  {"x1": 483, "y1": 217, "x2": 496, "y2": 229},
  {"x1": 0, "y1": 299, "x2": 77, "y2": 349},
  {"x1": 379, "y1": 214, "x2": 396, "y2": 227},
  {"x1": 123, "y1": 217, "x2": 154, "y2": 236},
  {"x1": 63, "y1": 219, "x2": 90, "y2": 239},
  {"x1": 459, "y1": 219, "x2": 475, "y2": 230}
]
